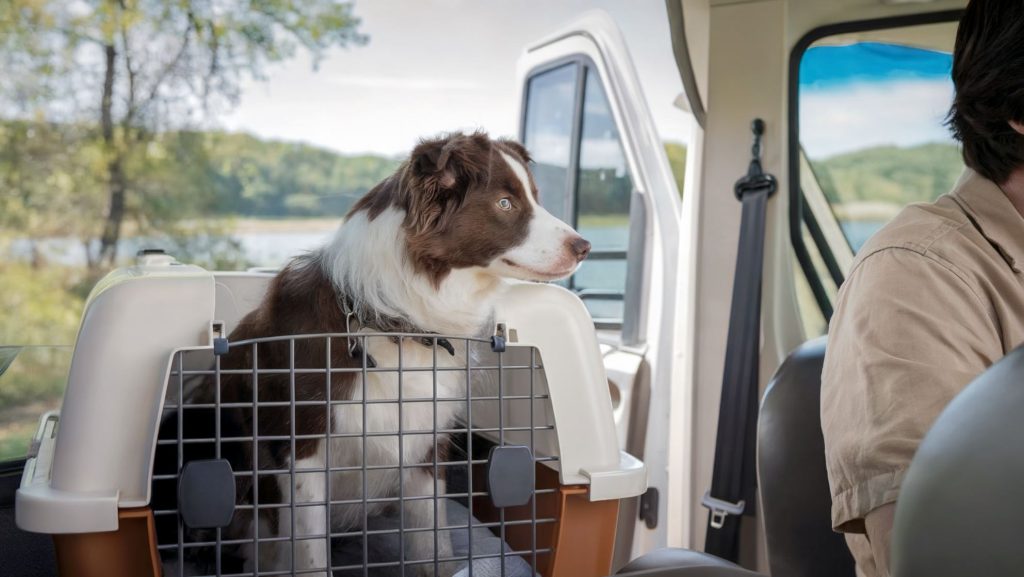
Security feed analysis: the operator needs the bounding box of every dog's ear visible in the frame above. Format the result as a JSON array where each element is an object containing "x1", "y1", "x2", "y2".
[
  {"x1": 498, "y1": 139, "x2": 532, "y2": 165},
  {"x1": 404, "y1": 132, "x2": 493, "y2": 284},
  {"x1": 410, "y1": 131, "x2": 492, "y2": 194},
  {"x1": 405, "y1": 132, "x2": 492, "y2": 237},
  {"x1": 413, "y1": 138, "x2": 456, "y2": 189}
]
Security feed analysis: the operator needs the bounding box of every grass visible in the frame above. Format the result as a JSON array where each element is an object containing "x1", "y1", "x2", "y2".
[
  {"x1": 577, "y1": 214, "x2": 630, "y2": 229},
  {"x1": 0, "y1": 351, "x2": 68, "y2": 461},
  {"x1": 0, "y1": 400, "x2": 57, "y2": 461},
  {"x1": 187, "y1": 216, "x2": 343, "y2": 234},
  {"x1": 0, "y1": 262, "x2": 78, "y2": 462}
]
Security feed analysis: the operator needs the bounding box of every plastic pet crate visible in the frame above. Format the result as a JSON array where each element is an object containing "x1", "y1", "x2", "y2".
[{"x1": 16, "y1": 252, "x2": 646, "y2": 577}]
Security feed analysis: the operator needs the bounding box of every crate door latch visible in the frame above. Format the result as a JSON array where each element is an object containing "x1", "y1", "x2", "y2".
[
  {"x1": 486, "y1": 445, "x2": 535, "y2": 508},
  {"x1": 178, "y1": 459, "x2": 236, "y2": 529}
]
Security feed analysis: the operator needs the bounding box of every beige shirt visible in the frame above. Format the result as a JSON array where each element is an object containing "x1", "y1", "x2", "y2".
[{"x1": 821, "y1": 169, "x2": 1024, "y2": 572}]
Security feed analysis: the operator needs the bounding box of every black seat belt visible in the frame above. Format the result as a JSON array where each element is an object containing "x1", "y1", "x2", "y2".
[{"x1": 703, "y1": 118, "x2": 776, "y2": 563}]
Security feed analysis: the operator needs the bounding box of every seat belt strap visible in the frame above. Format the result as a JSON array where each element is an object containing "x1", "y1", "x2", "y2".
[{"x1": 703, "y1": 118, "x2": 776, "y2": 563}]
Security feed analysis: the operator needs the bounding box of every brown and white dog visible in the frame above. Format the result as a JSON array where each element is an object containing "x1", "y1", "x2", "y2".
[{"x1": 221, "y1": 131, "x2": 590, "y2": 575}]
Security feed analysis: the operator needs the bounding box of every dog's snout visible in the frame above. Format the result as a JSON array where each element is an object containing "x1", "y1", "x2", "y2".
[{"x1": 569, "y1": 237, "x2": 592, "y2": 262}]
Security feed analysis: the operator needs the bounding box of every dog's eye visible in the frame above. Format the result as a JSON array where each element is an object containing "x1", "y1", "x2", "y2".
[{"x1": 497, "y1": 198, "x2": 513, "y2": 211}]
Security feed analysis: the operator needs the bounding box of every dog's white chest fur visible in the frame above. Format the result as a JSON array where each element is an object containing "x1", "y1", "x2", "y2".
[
  {"x1": 262, "y1": 335, "x2": 468, "y2": 576},
  {"x1": 333, "y1": 332, "x2": 468, "y2": 467}
]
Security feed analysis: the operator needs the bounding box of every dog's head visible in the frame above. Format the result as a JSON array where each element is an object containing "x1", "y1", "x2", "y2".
[{"x1": 377, "y1": 131, "x2": 591, "y2": 285}]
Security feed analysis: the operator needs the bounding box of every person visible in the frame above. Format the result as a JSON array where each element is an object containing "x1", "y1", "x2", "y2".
[{"x1": 821, "y1": 2, "x2": 1024, "y2": 576}]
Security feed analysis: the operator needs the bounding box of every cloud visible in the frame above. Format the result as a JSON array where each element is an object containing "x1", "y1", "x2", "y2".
[
  {"x1": 221, "y1": 0, "x2": 691, "y2": 156},
  {"x1": 326, "y1": 75, "x2": 484, "y2": 91},
  {"x1": 800, "y1": 78, "x2": 955, "y2": 159}
]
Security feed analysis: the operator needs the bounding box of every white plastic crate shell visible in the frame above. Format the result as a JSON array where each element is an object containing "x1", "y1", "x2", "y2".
[{"x1": 16, "y1": 261, "x2": 646, "y2": 538}]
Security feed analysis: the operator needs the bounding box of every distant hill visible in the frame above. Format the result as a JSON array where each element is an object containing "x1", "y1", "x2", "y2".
[
  {"x1": 196, "y1": 133, "x2": 689, "y2": 217},
  {"x1": 194, "y1": 131, "x2": 403, "y2": 217},
  {"x1": 1, "y1": 119, "x2": 689, "y2": 225},
  {"x1": 811, "y1": 142, "x2": 963, "y2": 208}
]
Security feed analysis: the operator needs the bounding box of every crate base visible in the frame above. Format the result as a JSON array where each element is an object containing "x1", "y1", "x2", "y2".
[{"x1": 53, "y1": 507, "x2": 160, "y2": 577}]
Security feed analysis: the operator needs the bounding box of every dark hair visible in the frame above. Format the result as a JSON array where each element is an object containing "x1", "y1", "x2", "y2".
[{"x1": 948, "y1": 0, "x2": 1024, "y2": 184}]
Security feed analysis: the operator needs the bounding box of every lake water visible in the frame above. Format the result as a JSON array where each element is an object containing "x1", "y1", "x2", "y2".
[
  {"x1": 12, "y1": 222, "x2": 626, "y2": 276},
  {"x1": 839, "y1": 220, "x2": 886, "y2": 253},
  {"x1": 8, "y1": 229, "x2": 337, "y2": 268},
  {"x1": 12, "y1": 218, "x2": 881, "y2": 285},
  {"x1": 10, "y1": 222, "x2": 631, "y2": 319}
]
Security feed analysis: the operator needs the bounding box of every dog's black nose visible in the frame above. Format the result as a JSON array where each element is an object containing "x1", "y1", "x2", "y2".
[{"x1": 569, "y1": 237, "x2": 592, "y2": 262}]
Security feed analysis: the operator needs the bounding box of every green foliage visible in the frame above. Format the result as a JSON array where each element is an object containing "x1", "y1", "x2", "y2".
[
  {"x1": 199, "y1": 132, "x2": 402, "y2": 217},
  {"x1": 0, "y1": 262, "x2": 84, "y2": 347},
  {"x1": 811, "y1": 142, "x2": 963, "y2": 208},
  {"x1": 0, "y1": 0, "x2": 367, "y2": 270},
  {"x1": 0, "y1": 121, "x2": 107, "y2": 242},
  {"x1": 0, "y1": 0, "x2": 366, "y2": 459},
  {"x1": 0, "y1": 264, "x2": 78, "y2": 460},
  {"x1": 577, "y1": 213, "x2": 630, "y2": 229},
  {"x1": 0, "y1": 414, "x2": 43, "y2": 462},
  {"x1": 539, "y1": 141, "x2": 688, "y2": 219},
  {"x1": 664, "y1": 141, "x2": 687, "y2": 197},
  {"x1": 577, "y1": 166, "x2": 632, "y2": 216},
  {"x1": 0, "y1": 0, "x2": 366, "y2": 123}
]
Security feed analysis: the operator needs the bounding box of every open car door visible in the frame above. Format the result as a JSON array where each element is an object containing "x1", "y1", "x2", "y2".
[{"x1": 514, "y1": 12, "x2": 686, "y2": 567}]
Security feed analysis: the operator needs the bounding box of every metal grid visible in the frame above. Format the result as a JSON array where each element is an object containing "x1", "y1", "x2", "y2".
[{"x1": 152, "y1": 332, "x2": 558, "y2": 577}]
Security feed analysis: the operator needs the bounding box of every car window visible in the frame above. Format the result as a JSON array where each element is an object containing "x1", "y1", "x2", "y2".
[
  {"x1": 573, "y1": 69, "x2": 633, "y2": 323},
  {"x1": 799, "y1": 39, "x2": 963, "y2": 253},
  {"x1": 523, "y1": 63, "x2": 579, "y2": 224},
  {"x1": 792, "y1": 20, "x2": 961, "y2": 331},
  {"x1": 522, "y1": 61, "x2": 636, "y2": 328}
]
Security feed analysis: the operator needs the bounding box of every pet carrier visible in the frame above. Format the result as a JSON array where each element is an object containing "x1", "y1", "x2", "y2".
[{"x1": 16, "y1": 251, "x2": 646, "y2": 577}]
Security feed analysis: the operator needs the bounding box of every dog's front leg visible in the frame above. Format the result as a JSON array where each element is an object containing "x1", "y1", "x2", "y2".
[
  {"x1": 290, "y1": 456, "x2": 329, "y2": 577},
  {"x1": 403, "y1": 469, "x2": 455, "y2": 577}
]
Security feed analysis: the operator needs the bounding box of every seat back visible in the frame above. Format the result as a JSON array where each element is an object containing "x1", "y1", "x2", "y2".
[
  {"x1": 757, "y1": 337, "x2": 855, "y2": 577},
  {"x1": 892, "y1": 345, "x2": 1024, "y2": 577}
]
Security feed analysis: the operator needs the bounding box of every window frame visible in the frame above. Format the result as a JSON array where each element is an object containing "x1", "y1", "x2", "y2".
[
  {"x1": 519, "y1": 54, "x2": 643, "y2": 340},
  {"x1": 787, "y1": 8, "x2": 965, "y2": 321}
]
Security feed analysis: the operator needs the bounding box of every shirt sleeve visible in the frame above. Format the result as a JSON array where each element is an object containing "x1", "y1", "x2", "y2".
[{"x1": 821, "y1": 247, "x2": 1002, "y2": 533}]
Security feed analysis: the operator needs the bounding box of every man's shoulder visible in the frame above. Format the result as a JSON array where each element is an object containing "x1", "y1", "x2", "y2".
[{"x1": 849, "y1": 194, "x2": 982, "y2": 278}]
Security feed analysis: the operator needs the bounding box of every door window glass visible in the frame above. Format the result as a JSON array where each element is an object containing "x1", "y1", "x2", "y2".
[
  {"x1": 793, "y1": 20, "x2": 961, "y2": 329},
  {"x1": 522, "y1": 61, "x2": 636, "y2": 327},
  {"x1": 573, "y1": 69, "x2": 633, "y2": 322},
  {"x1": 523, "y1": 63, "x2": 578, "y2": 224},
  {"x1": 799, "y1": 34, "x2": 962, "y2": 253}
]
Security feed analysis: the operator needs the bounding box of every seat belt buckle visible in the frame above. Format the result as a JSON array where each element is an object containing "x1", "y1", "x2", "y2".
[
  {"x1": 702, "y1": 491, "x2": 746, "y2": 529},
  {"x1": 733, "y1": 118, "x2": 777, "y2": 200}
]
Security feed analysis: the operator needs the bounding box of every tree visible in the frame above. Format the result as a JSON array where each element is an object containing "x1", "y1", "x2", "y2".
[{"x1": 0, "y1": 0, "x2": 366, "y2": 270}]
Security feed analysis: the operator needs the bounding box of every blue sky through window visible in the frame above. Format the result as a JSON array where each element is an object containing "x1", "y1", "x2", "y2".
[
  {"x1": 799, "y1": 42, "x2": 956, "y2": 159},
  {"x1": 801, "y1": 42, "x2": 952, "y2": 88}
]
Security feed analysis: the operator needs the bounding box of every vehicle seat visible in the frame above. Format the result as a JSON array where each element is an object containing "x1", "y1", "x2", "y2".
[
  {"x1": 614, "y1": 548, "x2": 762, "y2": 576},
  {"x1": 756, "y1": 337, "x2": 855, "y2": 576},
  {"x1": 615, "y1": 337, "x2": 854, "y2": 577},
  {"x1": 892, "y1": 344, "x2": 1024, "y2": 577}
]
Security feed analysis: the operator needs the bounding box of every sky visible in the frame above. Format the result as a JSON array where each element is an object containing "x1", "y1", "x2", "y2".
[
  {"x1": 221, "y1": 0, "x2": 691, "y2": 157},
  {"x1": 220, "y1": 4, "x2": 957, "y2": 162},
  {"x1": 799, "y1": 43, "x2": 956, "y2": 159}
]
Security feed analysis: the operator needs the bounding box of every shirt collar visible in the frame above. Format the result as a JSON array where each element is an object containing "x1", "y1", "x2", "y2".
[{"x1": 951, "y1": 168, "x2": 1024, "y2": 274}]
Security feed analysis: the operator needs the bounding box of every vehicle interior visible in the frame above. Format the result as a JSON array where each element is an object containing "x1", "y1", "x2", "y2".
[{"x1": 7, "y1": 0, "x2": 1022, "y2": 576}]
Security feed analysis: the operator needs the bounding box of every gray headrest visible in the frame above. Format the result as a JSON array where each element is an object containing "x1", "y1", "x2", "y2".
[{"x1": 892, "y1": 345, "x2": 1024, "y2": 576}]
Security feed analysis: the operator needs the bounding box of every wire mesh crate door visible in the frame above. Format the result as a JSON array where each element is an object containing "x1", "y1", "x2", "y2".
[{"x1": 152, "y1": 332, "x2": 559, "y2": 577}]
